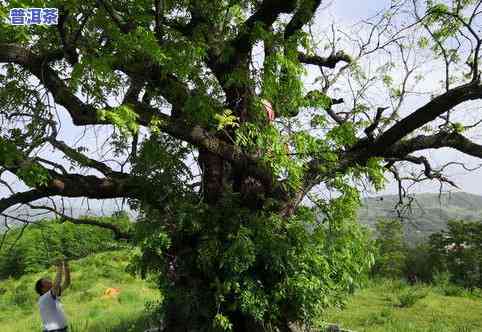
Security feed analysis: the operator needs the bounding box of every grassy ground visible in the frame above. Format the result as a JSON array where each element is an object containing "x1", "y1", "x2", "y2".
[
  {"x1": 320, "y1": 279, "x2": 482, "y2": 332},
  {"x1": 0, "y1": 251, "x2": 161, "y2": 332},
  {"x1": 2, "y1": 252, "x2": 482, "y2": 332}
]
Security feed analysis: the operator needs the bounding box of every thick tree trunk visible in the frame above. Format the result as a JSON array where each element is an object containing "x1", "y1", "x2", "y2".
[
  {"x1": 160, "y1": 149, "x2": 287, "y2": 332},
  {"x1": 199, "y1": 149, "x2": 224, "y2": 204}
]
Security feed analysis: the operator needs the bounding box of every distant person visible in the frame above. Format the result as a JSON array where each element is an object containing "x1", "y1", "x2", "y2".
[
  {"x1": 35, "y1": 259, "x2": 71, "y2": 332},
  {"x1": 408, "y1": 271, "x2": 418, "y2": 285}
]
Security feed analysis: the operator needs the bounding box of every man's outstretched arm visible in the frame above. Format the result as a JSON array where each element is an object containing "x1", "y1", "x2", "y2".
[
  {"x1": 51, "y1": 260, "x2": 63, "y2": 297},
  {"x1": 61, "y1": 260, "x2": 71, "y2": 291}
]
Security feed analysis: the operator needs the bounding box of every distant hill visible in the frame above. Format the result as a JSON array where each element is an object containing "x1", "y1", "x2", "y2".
[{"x1": 358, "y1": 192, "x2": 482, "y2": 242}]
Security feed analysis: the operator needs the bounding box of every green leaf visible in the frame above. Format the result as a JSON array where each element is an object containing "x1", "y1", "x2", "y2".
[
  {"x1": 98, "y1": 104, "x2": 140, "y2": 136},
  {"x1": 214, "y1": 109, "x2": 239, "y2": 131}
]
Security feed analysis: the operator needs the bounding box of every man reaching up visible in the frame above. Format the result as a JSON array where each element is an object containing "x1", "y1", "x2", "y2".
[{"x1": 34, "y1": 259, "x2": 71, "y2": 332}]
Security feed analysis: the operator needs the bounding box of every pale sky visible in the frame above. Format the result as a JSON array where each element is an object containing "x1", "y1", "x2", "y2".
[{"x1": 328, "y1": 0, "x2": 482, "y2": 197}]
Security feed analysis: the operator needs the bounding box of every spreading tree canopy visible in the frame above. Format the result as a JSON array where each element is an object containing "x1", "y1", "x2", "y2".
[{"x1": 1, "y1": 0, "x2": 482, "y2": 330}]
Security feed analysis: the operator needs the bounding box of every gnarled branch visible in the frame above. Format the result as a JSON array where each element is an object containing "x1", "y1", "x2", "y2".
[{"x1": 298, "y1": 51, "x2": 352, "y2": 69}]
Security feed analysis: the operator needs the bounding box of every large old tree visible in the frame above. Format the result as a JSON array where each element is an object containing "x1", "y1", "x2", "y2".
[{"x1": 1, "y1": 0, "x2": 482, "y2": 330}]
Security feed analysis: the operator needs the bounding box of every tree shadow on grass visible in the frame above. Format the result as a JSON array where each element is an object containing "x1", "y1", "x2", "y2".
[
  {"x1": 68, "y1": 314, "x2": 162, "y2": 332},
  {"x1": 101, "y1": 314, "x2": 162, "y2": 332}
]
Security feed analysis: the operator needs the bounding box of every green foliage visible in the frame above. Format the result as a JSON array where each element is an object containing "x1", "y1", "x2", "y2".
[
  {"x1": 214, "y1": 109, "x2": 239, "y2": 131},
  {"x1": 372, "y1": 219, "x2": 407, "y2": 278},
  {"x1": 213, "y1": 313, "x2": 234, "y2": 332},
  {"x1": 353, "y1": 158, "x2": 386, "y2": 191},
  {"x1": 428, "y1": 220, "x2": 482, "y2": 289},
  {"x1": 183, "y1": 94, "x2": 219, "y2": 126},
  {"x1": 0, "y1": 215, "x2": 130, "y2": 279},
  {"x1": 98, "y1": 105, "x2": 140, "y2": 136},
  {"x1": 130, "y1": 191, "x2": 374, "y2": 330},
  {"x1": 427, "y1": 3, "x2": 450, "y2": 17},
  {"x1": 69, "y1": 55, "x2": 124, "y2": 104},
  {"x1": 326, "y1": 122, "x2": 357, "y2": 147},
  {"x1": 422, "y1": 0, "x2": 470, "y2": 70},
  {"x1": 404, "y1": 243, "x2": 435, "y2": 282},
  {"x1": 262, "y1": 45, "x2": 307, "y2": 118},
  {"x1": 0, "y1": 139, "x2": 51, "y2": 187},
  {"x1": 114, "y1": 27, "x2": 169, "y2": 66},
  {"x1": 0, "y1": 138, "x2": 23, "y2": 165},
  {"x1": 131, "y1": 133, "x2": 192, "y2": 206},
  {"x1": 396, "y1": 287, "x2": 428, "y2": 308},
  {"x1": 305, "y1": 90, "x2": 332, "y2": 110},
  {"x1": 10, "y1": 282, "x2": 35, "y2": 309},
  {"x1": 417, "y1": 36, "x2": 429, "y2": 48},
  {"x1": 382, "y1": 74, "x2": 394, "y2": 86},
  {"x1": 235, "y1": 122, "x2": 306, "y2": 189},
  {"x1": 360, "y1": 307, "x2": 393, "y2": 326},
  {"x1": 452, "y1": 122, "x2": 465, "y2": 133},
  {"x1": 16, "y1": 163, "x2": 51, "y2": 187},
  {"x1": 442, "y1": 285, "x2": 465, "y2": 297},
  {"x1": 367, "y1": 216, "x2": 482, "y2": 290}
]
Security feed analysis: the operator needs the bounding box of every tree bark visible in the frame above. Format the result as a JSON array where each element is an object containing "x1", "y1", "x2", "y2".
[{"x1": 199, "y1": 149, "x2": 225, "y2": 204}]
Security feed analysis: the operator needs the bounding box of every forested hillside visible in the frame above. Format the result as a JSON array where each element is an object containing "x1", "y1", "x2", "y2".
[{"x1": 359, "y1": 192, "x2": 482, "y2": 242}]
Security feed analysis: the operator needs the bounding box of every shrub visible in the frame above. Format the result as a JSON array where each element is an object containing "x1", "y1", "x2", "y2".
[
  {"x1": 363, "y1": 307, "x2": 392, "y2": 325},
  {"x1": 69, "y1": 275, "x2": 96, "y2": 293},
  {"x1": 432, "y1": 271, "x2": 464, "y2": 296},
  {"x1": 10, "y1": 283, "x2": 35, "y2": 308},
  {"x1": 118, "y1": 289, "x2": 137, "y2": 304},
  {"x1": 440, "y1": 284, "x2": 465, "y2": 297},
  {"x1": 433, "y1": 271, "x2": 451, "y2": 287},
  {"x1": 387, "y1": 279, "x2": 408, "y2": 292},
  {"x1": 396, "y1": 287, "x2": 428, "y2": 308}
]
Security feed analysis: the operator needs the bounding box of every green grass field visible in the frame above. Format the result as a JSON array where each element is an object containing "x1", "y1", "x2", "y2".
[
  {"x1": 320, "y1": 279, "x2": 482, "y2": 332},
  {"x1": 2, "y1": 251, "x2": 481, "y2": 332},
  {"x1": 0, "y1": 251, "x2": 161, "y2": 332}
]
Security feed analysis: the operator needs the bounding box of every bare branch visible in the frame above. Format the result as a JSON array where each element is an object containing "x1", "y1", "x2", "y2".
[
  {"x1": 386, "y1": 155, "x2": 459, "y2": 188},
  {"x1": 47, "y1": 137, "x2": 117, "y2": 176},
  {"x1": 364, "y1": 106, "x2": 389, "y2": 139}
]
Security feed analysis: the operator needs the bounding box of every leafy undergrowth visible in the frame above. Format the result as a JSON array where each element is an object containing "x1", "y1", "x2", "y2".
[
  {"x1": 319, "y1": 279, "x2": 482, "y2": 332},
  {"x1": 0, "y1": 250, "x2": 161, "y2": 332},
  {"x1": 3, "y1": 255, "x2": 482, "y2": 332}
]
